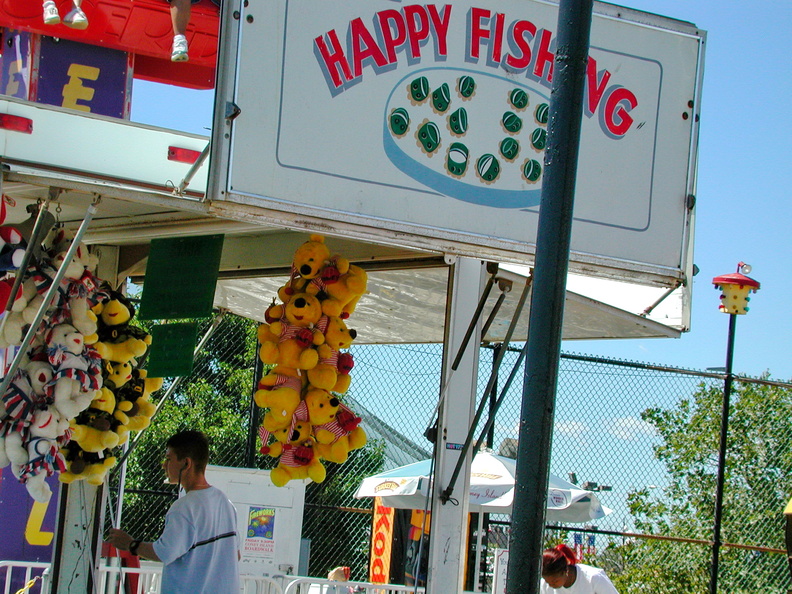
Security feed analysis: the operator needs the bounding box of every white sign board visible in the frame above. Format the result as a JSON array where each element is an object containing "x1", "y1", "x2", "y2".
[
  {"x1": 205, "y1": 466, "x2": 306, "y2": 577},
  {"x1": 218, "y1": 0, "x2": 704, "y2": 285},
  {"x1": 492, "y1": 548, "x2": 509, "y2": 594}
]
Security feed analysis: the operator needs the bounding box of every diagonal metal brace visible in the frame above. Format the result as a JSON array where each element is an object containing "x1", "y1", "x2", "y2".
[
  {"x1": 439, "y1": 275, "x2": 533, "y2": 505},
  {"x1": 424, "y1": 262, "x2": 500, "y2": 442},
  {"x1": 174, "y1": 142, "x2": 211, "y2": 198}
]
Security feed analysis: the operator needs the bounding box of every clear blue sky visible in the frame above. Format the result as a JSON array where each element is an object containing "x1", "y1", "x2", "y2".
[
  {"x1": 130, "y1": 0, "x2": 792, "y2": 381},
  {"x1": 571, "y1": 0, "x2": 792, "y2": 381}
]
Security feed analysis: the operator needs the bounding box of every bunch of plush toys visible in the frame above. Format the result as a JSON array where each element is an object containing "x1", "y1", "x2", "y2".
[
  {"x1": 255, "y1": 234, "x2": 368, "y2": 487},
  {"x1": 0, "y1": 226, "x2": 159, "y2": 501},
  {"x1": 59, "y1": 287, "x2": 159, "y2": 487}
]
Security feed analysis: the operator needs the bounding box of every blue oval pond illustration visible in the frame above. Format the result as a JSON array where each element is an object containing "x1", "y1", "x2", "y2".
[{"x1": 383, "y1": 68, "x2": 549, "y2": 209}]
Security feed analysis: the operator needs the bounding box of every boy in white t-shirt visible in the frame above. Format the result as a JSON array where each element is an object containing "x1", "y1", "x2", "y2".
[{"x1": 109, "y1": 430, "x2": 240, "y2": 594}]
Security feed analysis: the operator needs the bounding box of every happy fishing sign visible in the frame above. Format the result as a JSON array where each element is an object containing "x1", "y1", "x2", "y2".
[{"x1": 224, "y1": 0, "x2": 705, "y2": 282}]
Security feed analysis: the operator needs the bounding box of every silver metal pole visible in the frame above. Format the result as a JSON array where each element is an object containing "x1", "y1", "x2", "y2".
[{"x1": 175, "y1": 142, "x2": 211, "y2": 196}]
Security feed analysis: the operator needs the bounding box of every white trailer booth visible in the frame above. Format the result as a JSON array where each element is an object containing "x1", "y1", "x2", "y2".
[{"x1": 0, "y1": 0, "x2": 704, "y2": 591}]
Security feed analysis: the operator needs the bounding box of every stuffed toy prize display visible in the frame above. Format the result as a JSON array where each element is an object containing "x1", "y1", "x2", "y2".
[
  {"x1": 256, "y1": 234, "x2": 368, "y2": 486},
  {"x1": 0, "y1": 227, "x2": 159, "y2": 501}
]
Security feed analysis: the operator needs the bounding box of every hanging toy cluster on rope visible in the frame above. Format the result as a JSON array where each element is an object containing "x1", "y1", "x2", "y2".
[
  {"x1": 0, "y1": 227, "x2": 106, "y2": 501},
  {"x1": 0, "y1": 223, "x2": 160, "y2": 500},
  {"x1": 255, "y1": 234, "x2": 368, "y2": 487},
  {"x1": 59, "y1": 287, "x2": 159, "y2": 486}
]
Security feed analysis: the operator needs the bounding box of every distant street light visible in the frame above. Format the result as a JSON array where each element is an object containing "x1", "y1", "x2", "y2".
[
  {"x1": 709, "y1": 262, "x2": 760, "y2": 594},
  {"x1": 580, "y1": 481, "x2": 611, "y2": 492}
]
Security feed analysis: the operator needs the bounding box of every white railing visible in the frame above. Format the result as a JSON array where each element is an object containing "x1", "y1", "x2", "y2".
[
  {"x1": 240, "y1": 576, "x2": 285, "y2": 594},
  {"x1": 0, "y1": 561, "x2": 293, "y2": 594},
  {"x1": 0, "y1": 561, "x2": 50, "y2": 594},
  {"x1": 1, "y1": 561, "x2": 421, "y2": 594},
  {"x1": 280, "y1": 578, "x2": 424, "y2": 594},
  {"x1": 94, "y1": 561, "x2": 162, "y2": 594}
]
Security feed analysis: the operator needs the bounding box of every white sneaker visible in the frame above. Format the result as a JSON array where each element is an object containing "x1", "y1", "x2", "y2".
[
  {"x1": 43, "y1": 1, "x2": 60, "y2": 25},
  {"x1": 171, "y1": 37, "x2": 189, "y2": 62},
  {"x1": 63, "y1": 7, "x2": 88, "y2": 29}
]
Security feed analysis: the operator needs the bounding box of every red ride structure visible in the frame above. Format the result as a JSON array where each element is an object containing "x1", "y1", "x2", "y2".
[{"x1": 0, "y1": 0, "x2": 219, "y2": 92}]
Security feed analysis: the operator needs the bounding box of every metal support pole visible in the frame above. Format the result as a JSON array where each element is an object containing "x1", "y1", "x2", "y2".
[
  {"x1": 487, "y1": 343, "x2": 501, "y2": 449},
  {"x1": 506, "y1": 1, "x2": 593, "y2": 592},
  {"x1": 0, "y1": 195, "x2": 56, "y2": 313},
  {"x1": 473, "y1": 342, "x2": 529, "y2": 458},
  {"x1": 709, "y1": 313, "x2": 737, "y2": 593},
  {"x1": 425, "y1": 262, "x2": 499, "y2": 442},
  {"x1": 0, "y1": 198, "x2": 56, "y2": 341},
  {"x1": 175, "y1": 142, "x2": 211, "y2": 196},
  {"x1": 246, "y1": 341, "x2": 265, "y2": 467},
  {"x1": 439, "y1": 279, "x2": 531, "y2": 504},
  {"x1": 785, "y1": 513, "x2": 792, "y2": 585},
  {"x1": 426, "y1": 257, "x2": 484, "y2": 594}
]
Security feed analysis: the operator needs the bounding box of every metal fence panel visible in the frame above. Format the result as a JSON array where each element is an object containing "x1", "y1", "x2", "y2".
[{"x1": 111, "y1": 313, "x2": 792, "y2": 592}]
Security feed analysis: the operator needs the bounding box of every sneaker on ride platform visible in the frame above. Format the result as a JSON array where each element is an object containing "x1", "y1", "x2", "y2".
[
  {"x1": 171, "y1": 36, "x2": 189, "y2": 62},
  {"x1": 63, "y1": 6, "x2": 88, "y2": 29},
  {"x1": 43, "y1": 1, "x2": 60, "y2": 25}
]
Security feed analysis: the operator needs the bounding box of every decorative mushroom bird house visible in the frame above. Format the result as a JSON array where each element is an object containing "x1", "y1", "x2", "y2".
[{"x1": 712, "y1": 262, "x2": 760, "y2": 315}]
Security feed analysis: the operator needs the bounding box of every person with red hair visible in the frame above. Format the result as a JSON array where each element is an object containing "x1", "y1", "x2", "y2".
[{"x1": 541, "y1": 544, "x2": 618, "y2": 593}]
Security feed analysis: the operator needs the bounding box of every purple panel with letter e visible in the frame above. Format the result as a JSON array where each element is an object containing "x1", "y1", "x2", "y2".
[{"x1": 36, "y1": 36, "x2": 129, "y2": 118}]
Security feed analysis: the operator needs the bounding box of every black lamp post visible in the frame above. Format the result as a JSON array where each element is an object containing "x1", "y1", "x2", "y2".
[{"x1": 708, "y1": 262, "x2": 760, "y2": 593}]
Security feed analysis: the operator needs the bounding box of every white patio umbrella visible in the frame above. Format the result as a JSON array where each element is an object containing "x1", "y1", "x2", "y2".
[{"x1": 354, "y1": 451, "x2": 610, "y2": 523}]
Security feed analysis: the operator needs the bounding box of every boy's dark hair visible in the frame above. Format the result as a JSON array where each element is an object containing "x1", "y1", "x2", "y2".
[{"x1": 167, "y1": 430, "x2": 209, "y2": 472}]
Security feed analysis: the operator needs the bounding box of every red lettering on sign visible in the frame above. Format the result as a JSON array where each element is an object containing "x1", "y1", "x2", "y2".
[
  {"x1": 532, "y1": 29, "x2": 554, "y2": 82},
  {"x1": 404, "y1": 5, "x2": 431, "y2": 59},
  {"x1": 469, "y1": 7, "x2": 491, "y2": 60},
  {"x1": 350, "y1": 17, "x2": 389, "y2": 78},
  {"x1": 604, "y1": 86, "x2": 638, "y2": 136},
  {"x1": 491, "y1": 12, "x2": 505, "y2": 63},
  {"x1": 427, "y1": 5, "x2": 452, "y2": 57},
  {"x1": 586, "y1": 56, "x2": 611, "y2": 115},
  {"x1": 375, "y1": 507, "x2": 392, "y2": 531},
  {"x1": 374, "y1": 531, "x2": 388, "y2": 555},
  {"x1": 371, "y1": 559, "x2": 387, "y2": 583},
  {"x1": 377, "y1": 9, "x2": 407, "y2": 64},
  {"x1": 504, "y1": 19, "x2": 537, "y2": 70},
  {"x1": 314, "y1": 30, "x2": 352, "y2": 88}
]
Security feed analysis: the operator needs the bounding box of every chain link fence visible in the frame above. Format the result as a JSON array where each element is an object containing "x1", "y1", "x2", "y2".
[{"x1": 110, "y1": 312, "x2": 792, "y2": 592}]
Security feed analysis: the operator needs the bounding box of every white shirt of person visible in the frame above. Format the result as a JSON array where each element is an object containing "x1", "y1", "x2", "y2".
[
  {"x1": 540, "y1": 563, "x2": 619, "y2": 594},
  {"x1": 153, "y1": 486, "x2": 240, "y2": 594}
]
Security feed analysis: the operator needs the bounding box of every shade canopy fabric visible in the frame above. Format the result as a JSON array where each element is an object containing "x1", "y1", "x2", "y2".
[
  {"x1": 354, "y1": 452, "x2": 610, "y2": 523},
  {"x1": 214, "y1": 266, "x2": 679, "y2": 344}
]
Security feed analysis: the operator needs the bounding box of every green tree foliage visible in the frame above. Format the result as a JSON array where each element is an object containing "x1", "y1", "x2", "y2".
[
  {"x1": 611, "y1": 379, "x2": 792, "y2": 593},
  {"x1": 303, "y1": 440, "x2": 386, "y2": 581},
  {"x1": 116, "y1": 313, "x2": 256, "y2": 541}
]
